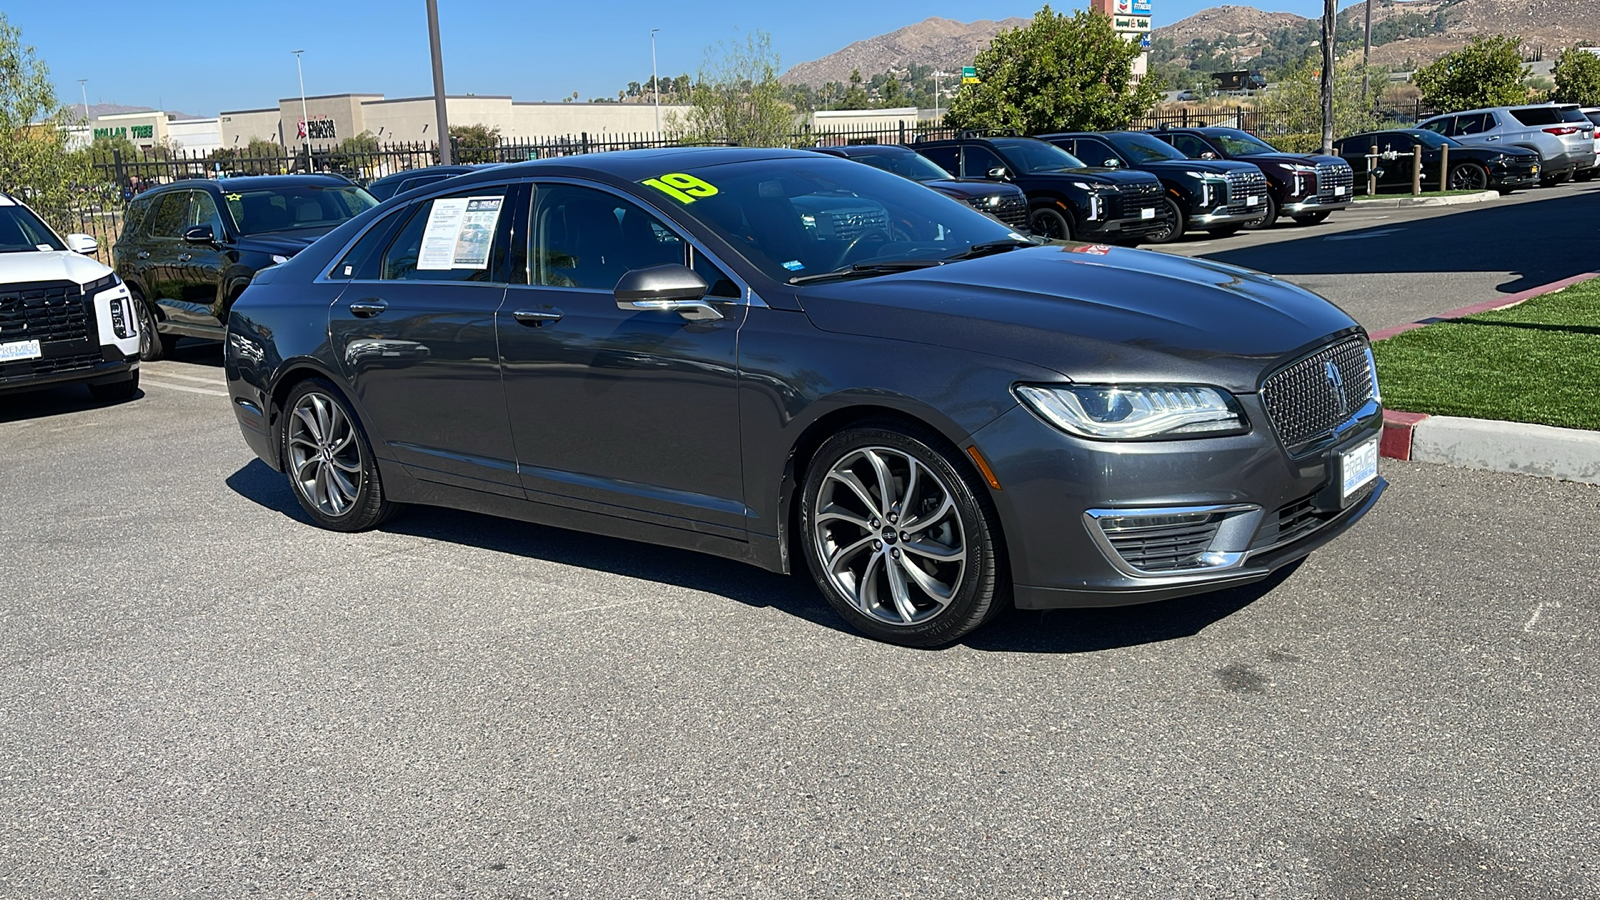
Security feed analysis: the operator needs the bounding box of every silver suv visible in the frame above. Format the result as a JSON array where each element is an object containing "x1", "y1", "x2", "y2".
[{"x1": 1419, "y1": 104, "x2": 1598, "y2": 185}]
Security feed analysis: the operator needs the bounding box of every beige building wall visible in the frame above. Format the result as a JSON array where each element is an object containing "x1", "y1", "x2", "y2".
[
  {"x1": 167, "y1": 118, "x2": 221, "y2": 154},
  {"x1": 92, "y1": 111, "x2": 169, "y2": 149},
  {"x1": 219, "y1": 108, "x2": 283, "y2": 147},
  {"x1": 810, "y1": 107, "x2": 920, "y2": 132}
]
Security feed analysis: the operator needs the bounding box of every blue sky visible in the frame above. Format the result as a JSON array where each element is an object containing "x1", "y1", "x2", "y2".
[{"x1": 9, "y1": 0, "x2": 1358, "y2": 115}]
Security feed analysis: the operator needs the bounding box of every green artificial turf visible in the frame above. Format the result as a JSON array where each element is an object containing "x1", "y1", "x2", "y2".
[{"x1": 1370, "y1": 278, "x2": 1600, "y2": 431}]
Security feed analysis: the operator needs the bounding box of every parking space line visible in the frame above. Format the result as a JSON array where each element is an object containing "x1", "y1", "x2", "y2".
[
  {"x1": 145, "y1": 370, "x2": 225, "y2": 386},
  {"x1": 141, "y1": 377, "x2": 229, "y2": 397}
]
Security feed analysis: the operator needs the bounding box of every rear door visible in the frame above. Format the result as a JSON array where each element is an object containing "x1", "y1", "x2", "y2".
[
  {"x1": 327, "y1": 182, "x2": 522, "y2": 494},
  {"x1": 140, "y1": 192, "x2": 193, "y2": 324}
]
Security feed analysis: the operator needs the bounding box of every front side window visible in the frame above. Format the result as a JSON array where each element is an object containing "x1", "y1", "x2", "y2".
[
  {"x1": 1455, "y1": 114, "x2": 1496, "y2": 135},
  {"x1": 227, "y1": 185, "x2": 378, "y2": 235},
  {"x1": 532, "y1": 184, "x2": 687, "y2": 290},
  {"x1": 189, "y1": 191, "x2": 226, "y2": 238},
  {"x1": 1073, "y1": 137, "x2": 1125, "y2": 166},
  {"x1": 1167, "y1": 133, "x2": 1215, "y2": 158},
  {"x1": 1207, "y1": 129, "x2": 1279, "y2": 156},
  {"x1": 0, "y1": 202, "x2": 64, "y2": 253},
  {"x1": 148, "y1": 192, "x2": 194, "y2": 239},
  {"x1": 1107, "y1": 132, "x2": 1187, "y2": 163},
  {"x1": 990, "y1": 139, "x2": 1086, "y2": 174},
  {"x1": 380, "y1": 186, "x2": 510, "y2": 283},
  {"x1": 917, "y1": 145, "x2": 959, "y2": 176},
  {"x1": 961, "y1": 145, "x2": 1006, "y2": 178}
]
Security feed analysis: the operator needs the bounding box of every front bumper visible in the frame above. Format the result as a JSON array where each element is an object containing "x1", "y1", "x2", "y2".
[
  {"x1": 969, "y1": 394, "x2": 1385, "y2": 610},
  {"x1": 1282, "y1": 195, "x2": 1352, "y2": 215},
  {"x1": 0, "y1": 346, "x2": 137, "y2": 394},
  {"x1": 1189, "y1": 207, "x2": 1263, "y2": 228},
  {"x1": 1083, "y1": 212, "x2": 1167, "y2": 240}
]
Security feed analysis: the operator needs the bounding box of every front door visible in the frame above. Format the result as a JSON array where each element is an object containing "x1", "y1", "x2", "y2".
[
  {"x1": 498, "y1": 181, "x2": 748, "y2": 538},
  {"x1": 328, "y1": 183, "x2": 521, "y2": 494},
  {"x1": 173, "y1": 189, "x2": 229, "y2": 330}
]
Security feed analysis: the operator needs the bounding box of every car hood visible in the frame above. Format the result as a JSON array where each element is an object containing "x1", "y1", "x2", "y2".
[
  {"x1": 927, "y1": 180, "x2": 1024, "y2": 201},
  {"x1": 1138, "y1": 159, "x2": 1259, "y2": 176},
  {"x1": 0, "y1": 249, "x2": 112, "y2": 285},
  {"x1": 1238, "y1": 151, "x2": 1346, "y2": 168},
  {"x1": 234, "y1": 225, "x2": 342, "y2": 256},
  {"x1": 1059, "y1": 167, "x2": 1162, "y2": 186},
  {"x1": 797, "y1": 244, "x2": 1361, "y2": 393}
]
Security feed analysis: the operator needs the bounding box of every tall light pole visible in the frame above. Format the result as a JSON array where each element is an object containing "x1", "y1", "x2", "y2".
[
  {"x1": 293, "y1": 50, "x2": 311, "y2": 166},
  {"x1": 77, "y1": 79, "x2": 90, "y2": 144},
  {"x1": 932, "y1": 71, "x2": 949, "y2": 123},
  {"x1": 651, "y1": 28, "x2": 662, "y2": 138},
  {"x1": 427, "y1": 0, "x2": 452, "y2": 164}
]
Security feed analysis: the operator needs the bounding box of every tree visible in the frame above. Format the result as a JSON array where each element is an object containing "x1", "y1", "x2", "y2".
[
  {"x1": 449, "y1": 123, "x2": 500, "y2": 163},
  {"x1": 943, "y1": 5, "x2": 1160, "y2": 135},
  {"x1": 1255, "y1": 56, "x2": 1383, "y2": 153},
  {"x1": 1552, "y1": 46, "x2": 1600, "y2": 106},
  {"x1": 0, "y1": 13, "x2": 96, "y2": 231},
  {"x1": 1413, "y1": 36, "x2": 1529, "y2": 112},
  {"x1": 672, "y1": 30, "x2": 798, "y2": 148}
]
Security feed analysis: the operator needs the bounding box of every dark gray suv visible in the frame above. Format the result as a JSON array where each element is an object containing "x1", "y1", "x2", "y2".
[{"x1": 225, "y1": 148, "x2": 1385, "y2": 647}]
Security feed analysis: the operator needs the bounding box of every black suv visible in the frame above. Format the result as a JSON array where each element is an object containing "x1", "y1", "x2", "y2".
[
  {"x1": 913, "y1": 136, "x2": 1166, "y2": 243},
  {"x1": 113, "y1": 175, "x2": 377, "y2": 359},
  {"x1": 1149, "y1": 127, "x2": 1354, "y2": 228},
  {"x1": 1040, "y1": 131, "x2": 1269, "y2": 243},
  {"x1": 810, "y1": 144, "x2": 1030, "y2": 232}
]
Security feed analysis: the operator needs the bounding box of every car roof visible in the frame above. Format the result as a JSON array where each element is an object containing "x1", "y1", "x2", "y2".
[
  {"x1": 138, "y1": 174, "x2": 358, "y2": 197},
  {"x1": 814, "y1": 144, "x2": 917, "y2": 157},
  {"x1": 368, "y1": 165, "x2": 487, "y2": 185},
  {"x1": 429, "y1": 146, "x2": 832, "y2": 191}
]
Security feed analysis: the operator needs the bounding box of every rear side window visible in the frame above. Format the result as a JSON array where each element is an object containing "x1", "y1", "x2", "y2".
[
  {"x1": 1509, "y1": 107, "x2": 1563, "y2": 127},
  {"x1": 380, "y1": 186, "x2": 511, "y2": 283},
  {"x1": 1073, "y1": 137, "x2": 1121, "y2": 167}
]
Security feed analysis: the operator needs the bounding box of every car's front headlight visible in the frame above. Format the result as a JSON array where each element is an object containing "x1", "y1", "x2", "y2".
[{"x1": 1015, "y1": 383, "x2": 1245, "y2": 439}]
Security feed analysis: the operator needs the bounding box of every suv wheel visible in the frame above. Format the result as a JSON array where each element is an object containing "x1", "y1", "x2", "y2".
[
  {"x1": 1447, "y1": 162, "x2": 1490, "y2": 192},
  {"x1": 132, "y1": 290, "x2": 179, "y2": 361},
  {"x1": 1028, "y1": 206, "x2": 1073, "y2": 241},
  {"x1": 800, "y1": 424, "x2": 1006, "y2": 647},
  {"x1": 280, "y1": 378, "x2": 398, "y2": 532},
  {"x1": 1144, "y1": 198, "x2": 1186, "y2": 244},
  {"x1": 1242, "y1": 193, "x2": 1278, "y2": 230}
]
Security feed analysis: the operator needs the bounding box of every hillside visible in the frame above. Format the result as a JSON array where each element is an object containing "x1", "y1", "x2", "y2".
[{"x1": 779, "y1": 17, "x2": 1027, "y2": 87}]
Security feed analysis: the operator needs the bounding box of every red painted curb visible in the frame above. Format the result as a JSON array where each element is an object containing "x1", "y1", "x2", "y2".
[
  {"x1": 1380, "y1": 410, "x2": 1429, "y2": 461},
  {"x1": 1369, "y1": 271, "x2": 1600, "y2": 341}
]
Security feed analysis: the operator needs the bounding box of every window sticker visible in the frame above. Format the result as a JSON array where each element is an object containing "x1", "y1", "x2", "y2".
[
  {"x1": 226, "y1": 193, "x2": 242, "y2": 202},
  {"x1": 418, "y1": 196, "x2": 503, "y2": 270},
  {"x1": 641, "y1": 173, "x2": 719, "y2": 204},
  {"x1": 781, "y1": 260, "x2": 805, "y2": 271}
]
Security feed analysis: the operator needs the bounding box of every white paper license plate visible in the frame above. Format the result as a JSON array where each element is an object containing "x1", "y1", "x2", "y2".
[
  {"x1": 1140, "y1": 206, "x2": 1156, "y2": 219},
  {"x1": 1334, "y1": 185, "x2": 1346, "y2": 196},
  {"x1": 1340, "y1": 437, "x2": 1379, "y2": 503},
  {"x1": 0, "y1": 339, "x2": 42, "y2": 363},
  {"x1": 1246, "y1": 195, "x2": 1259, "y2": 206}
]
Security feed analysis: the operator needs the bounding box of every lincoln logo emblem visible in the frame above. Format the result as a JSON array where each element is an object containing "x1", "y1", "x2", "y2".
[{"x1": 1325, "y1": 360, "x2": 1348, "y2": 414}]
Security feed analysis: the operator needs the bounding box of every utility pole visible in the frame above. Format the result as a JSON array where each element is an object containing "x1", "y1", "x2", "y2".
[
  {"x1": 651, "y1": 28, "x2": 662, "y2": 138},
  {"x1": 1321, "y1": 0, "x2": 1336, "y2": 155},
  {"x1": 1362, "y1": 0, "x2": 1373, "y2": 108},
  {"x1": 293, "y1": 50, "x2": 311, "y2": 165},
  {"x1": 933, "y1": 71, "x2": 949, "y2": 123},
  {"x1": 427, "y1": 0, "x2": 453, "y2": 164},
  {"x1": 77, "y1": 79, "x2": 89, "y2": 141}
]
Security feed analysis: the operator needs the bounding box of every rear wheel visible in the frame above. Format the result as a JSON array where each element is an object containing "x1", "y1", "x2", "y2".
[
  {"x1": 801, "y1": 425, "x2": 1005, "y2": 647},
  {"x1": 1143, "y1": 197, "x2": 1186, "y2": 244},
  {"x1": 1241, "y1": 192, "x2": 1278, "y2": 230},
  {"x1": 280, "y1": 378, "x2": 398, "y2": 532},
  {"x1": 1447, "y1": 162, "x2": 1490, "y2": 192},
  {"x1": 1028, "y1": 205, "x2": 1073, "y2": 241},
  {"x1": 88, "y1": 371, "x2": 139, "y2": 403},
  {"x1": 132, "y1": 290, "x2": 178, "y2": 361}
]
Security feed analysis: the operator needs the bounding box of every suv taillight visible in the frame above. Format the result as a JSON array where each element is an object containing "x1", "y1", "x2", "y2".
[{"x1": 1544, "y1": 126, "x2": 1580, "y2": 135}]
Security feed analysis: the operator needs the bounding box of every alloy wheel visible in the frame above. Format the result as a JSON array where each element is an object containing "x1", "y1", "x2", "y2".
[
  {"x1": 286, "y1": 391, "x2": 365, "y2": 518},
  {"x1": 1448, "y1": 163, "x2": 1489, "y2": 192},
  {"x1": 811, "y1": 446, "x2": 968, "y2": 627}
]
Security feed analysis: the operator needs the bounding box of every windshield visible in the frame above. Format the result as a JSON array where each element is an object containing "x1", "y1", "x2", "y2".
[
  {"x1": 1410, "y1": 130, "x2": 1453, "y2": 149},
  {"x1": 991, "y1": 138, "x2": 1088, "y2": 173},
  {"x1": 639, "y1": 157, "x2": 1023, "y2": 284},
  {"x1": 225, "y1": 185, "x2": 378, "y2": 235},
  {"x1": 0, "y1": 200, "x2": 65, "y2": 253},
  {"x1": 1107, "y1": 132, "x2": 1188, "y2": 162},
  {"x1": 841, "y1": 149, "x2": 954, "y2": 183},
  {"x1": 1207, "y1": 129, "x2": 1280, "y2": 155}
]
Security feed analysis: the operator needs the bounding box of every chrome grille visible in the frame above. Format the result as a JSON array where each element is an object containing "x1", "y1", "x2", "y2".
[
  {"x1": 1316, "y1": 162, "x2": 1354, "y2": 201},
  {"x1": 1113, "y1": 180, "x2": 1164, "y2": 220},
  {"x1": 1224, "y1": 171, "x2": 1268, "y2": 215},
  {"x1": 967, "y1": 193, "x2": 1029, "y2": 230},
  {"x1": 0, "y1": 281, "x2": 93, "y2": 345},
  {"x1": 1260, "y1": 337, "x2": 1375, "y2": 451},
  {"x1": 1098, "y1": 511, "x2": 1224, "y2": 573}
]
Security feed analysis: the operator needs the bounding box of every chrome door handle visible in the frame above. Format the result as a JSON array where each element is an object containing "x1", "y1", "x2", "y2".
[
  {"x1": 136, "y1": 251, "x2": 150, "y2": 259},
  {"x1": 513, "y1": 308, "x2": 563, "y2": 327},
  {"x1": 177, "y1": 253, "x2": 192, "y2": 261},
  {"x1": 348, "y1": 299, "x2": 388, "y2": 318}
]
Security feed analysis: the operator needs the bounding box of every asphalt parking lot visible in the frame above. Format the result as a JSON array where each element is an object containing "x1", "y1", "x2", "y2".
[{"x1": 4, "y1": 189, "x2": 1599, "y2": 898}]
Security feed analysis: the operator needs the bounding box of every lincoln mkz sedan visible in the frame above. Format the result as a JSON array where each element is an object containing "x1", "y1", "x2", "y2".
[{"x1": 226, "y1": 148, "x2": 1385, "y2": 647}]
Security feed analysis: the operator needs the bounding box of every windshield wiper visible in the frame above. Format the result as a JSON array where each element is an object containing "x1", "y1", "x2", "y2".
[
  {"x1": 942, "y1": 238, "x2": 1040, "y2": 261},
  {"x1": 788, "y1": 259, "x2": 945, "y2": 285}
]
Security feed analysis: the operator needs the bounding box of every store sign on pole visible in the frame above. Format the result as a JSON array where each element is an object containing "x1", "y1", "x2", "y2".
[
  {"x1": 1113, "y1": 16, "x2": 1152, "y2": 32},
  {"x1": 961, "y1": 66, "x2": 979, "y2": 84},
  {"x1": 1133, "y1": 0, "x2": 1151, "y2": 13}
]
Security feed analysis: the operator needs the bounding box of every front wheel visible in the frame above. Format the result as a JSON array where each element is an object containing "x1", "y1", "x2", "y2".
[
  {"x1": 280, "y1": 378, "x2": 398, "y2": 532},
  {"x1": 1241, "y1": 192, "x2": 1279, "y2": 230},
  {"x1": 132, "y1": 291, "x2": 179, "y2": 361},
  {"x1": 1447, "y1": 162, "x2": 1490, "y2": 192},
  {"x1": 1292, "y1": 211, "x2": 1331, "y2": 226},
  {"x1": 800, "y1": 424, "x2": 1006, "y2": 647},
  {"x1": 1028, "y1": 205, "x2": 1073, "y2": 241},
  {"x1": 1143, "y1": 197, "x2": 1186, "y2": 244}
]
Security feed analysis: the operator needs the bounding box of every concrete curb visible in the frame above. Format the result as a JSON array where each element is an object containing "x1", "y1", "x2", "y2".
[
  {"x1": 1352, "y1": 190, "x2": 1499, "y2": 209},
  {"x1": 1374, "y1": 270, "x2": 1600, "y2": 484}
]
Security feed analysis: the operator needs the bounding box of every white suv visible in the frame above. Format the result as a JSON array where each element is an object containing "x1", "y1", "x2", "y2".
[{"x1": 0, "y1": 193, "x2": 140, "y2": 401}]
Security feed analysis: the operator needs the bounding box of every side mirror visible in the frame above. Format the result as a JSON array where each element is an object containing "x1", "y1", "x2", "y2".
[
  {"x1": 1199, "y1": 151, "x2": 1219, "y2": 160},
  {"x1": 614, "y1": 264, "x2": 722, "y2": 322},
  {"x1": 1103, "y1": 158, "x2": 1121, "y2": 168},
  {"x1": 987, "y1": 166, "x2": 1009, "y2": 180},
  {"x1": 183, "y1": 224, "x2": 217, "y2": 246},
  {"x1": 65, "y1": 233, "x2": 98, "y2": 255}
]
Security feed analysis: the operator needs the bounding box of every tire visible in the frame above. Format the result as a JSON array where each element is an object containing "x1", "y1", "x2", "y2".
[
  {"x1": 1292, "y1": 211, "x2": 1331, "y2": 226},
  {"x1": 1540, "y1": 171, "x2": 1570, "y2": 187},
  {"x1": 1143, "y1": 197, "x2": 1186, "y2": 244},
  {"x1": 1028, "y1": 205, "x2": 1073, "y2": 241},
  {"x1": 1447, "y1": 162, "x2": 1490, "y2": 192},
  {"x1": 1241, "y1": 192, "x2": 1278, "y2": 230},
  {"x1": 88, "y1": 370, "x2": 139, "y2": 403},
  {"x1": 280, "y1": 378, "x2": 398, "y2": 532},
  {"x1": 1207, "y1": 223, "x2": 1244, "y2": 237},
  {"x1": 131, "y1": 290, "x2": 179, "y2": 361},
  {"x1": 1497, "y1": 187, "x2": 1517, "y2": 196},
  {"x1": 800, "y1": 423, "x2": 1006, "y2": 648}
]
